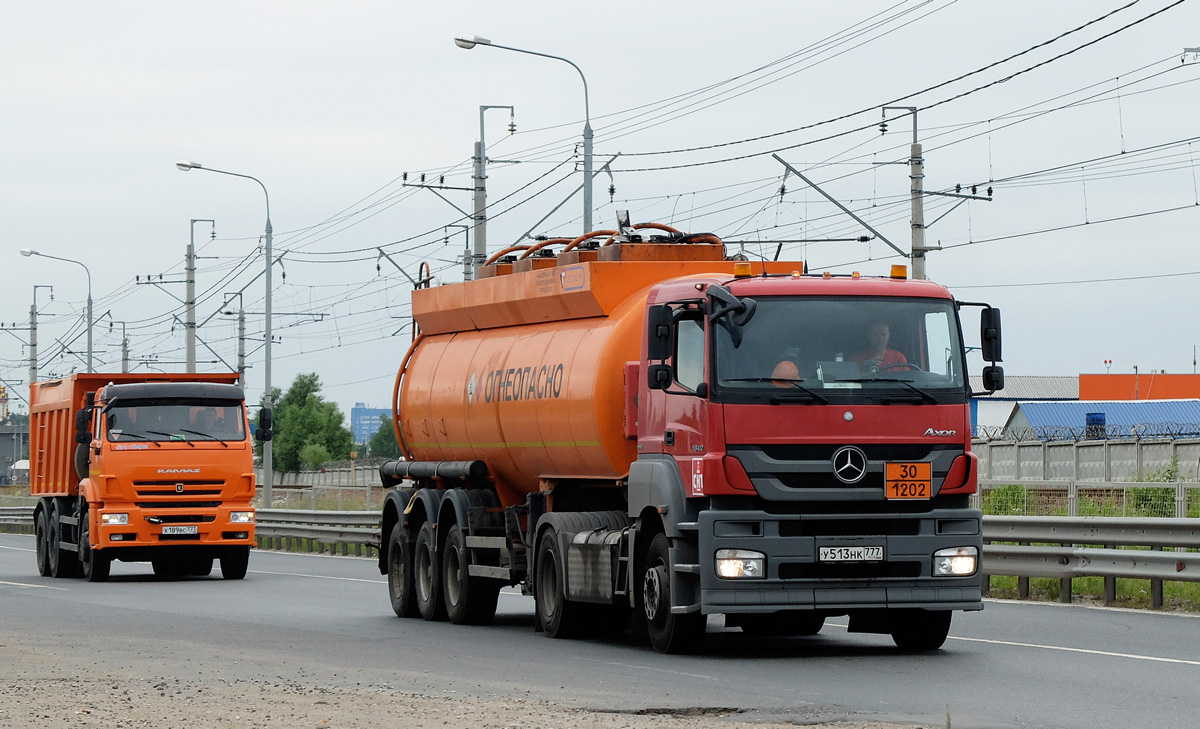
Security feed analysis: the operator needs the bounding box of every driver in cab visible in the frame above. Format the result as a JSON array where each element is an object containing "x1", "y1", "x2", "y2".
[{"x1": 851, "y1": 321, "x2": 906, "y2": 374}]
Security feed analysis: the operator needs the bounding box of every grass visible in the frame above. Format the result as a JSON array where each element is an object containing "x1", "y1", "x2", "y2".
[{"x1": 987, "y1": 574, "x2": 1200, "y2": 613}]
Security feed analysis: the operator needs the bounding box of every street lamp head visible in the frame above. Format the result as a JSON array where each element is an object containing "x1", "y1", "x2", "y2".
[
  {"x1": 454, "y1": 34, "x2": 490, "y2": 50},
  {"x1": 176, "y1": 160, "x2": 202, "y2": 171},
  {"x1": 19, "y1": 248, "x2": 36, "y2": 257}
]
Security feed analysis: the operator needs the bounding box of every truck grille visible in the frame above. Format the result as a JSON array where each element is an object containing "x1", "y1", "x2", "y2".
[{"x1": 136, "y1": 501, "x2": 222, "y2": 509}]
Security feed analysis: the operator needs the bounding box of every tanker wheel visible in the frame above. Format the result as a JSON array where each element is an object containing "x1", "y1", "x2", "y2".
[
  {"x1": 79, "y1": 509, "x2": 111, "y2": 583},
  {"x1": 642, "y1": 533, "x2": 705, "y2": 654},
  {"x1": 890, "y1": 609, "x2": 951, "y2": 651},
  {"x1": 34, "y1": 507, "x2": 51, "y2": 577},
  {"x1": 414, "y1": 521, "x2": 446, "y2": 621},
  {"x1": 442, "y1": 525, "x2": 500, "y2": 625},
  {"x1": 387, "y1": 522, "x2": 419, "y2": 618},
  {"x1": 535, "y1": 527, "x2": 588, "y2": 639},
  {"x1": 220, "y1": 547, "x2": 250, "y2": 580},
  {"x1": 48, "y1": 500, "x2": 81, "y2": 578}
]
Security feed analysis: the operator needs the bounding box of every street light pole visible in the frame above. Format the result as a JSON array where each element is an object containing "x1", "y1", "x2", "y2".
[
  {"x1": 455, "y1": 35, "x2": 593, "y2": 234},
  {"x1": 20, "y1": 250, "x2": 92, "y2": 373},
  {"x1": 176, "y1": 161, "x2": 275, "y2": 507}
]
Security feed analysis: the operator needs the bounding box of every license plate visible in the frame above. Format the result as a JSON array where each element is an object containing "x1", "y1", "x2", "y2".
[
  {"x1": 885, "y1": 462, "x2": 931, "y2": 499},
  {"x1": 819, "y1": 546, "x2": 884, "y2": 562},
  {"x1": 161, "y1": 525, "x2": 198, "y2": 535}
]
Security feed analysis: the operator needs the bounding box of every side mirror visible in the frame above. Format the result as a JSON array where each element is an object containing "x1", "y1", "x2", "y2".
[
  {"x1": 980, "y1": 307, "x2": 1002, "y2": 363},
  {"x1": 646, "y1": 364, "x2": 672, "y2": 391},
  {"x1": 256, "y1": 408, "x2": 274, "y2": 442},
  {"x1": 76, "y1": 431, "x2": 91, "y2": 445},
  {"x1": 646, "y1": 304, "x2": 673, "y2": 361},
  {"x1": 75, "y1": 408, "x2": 91, "y2": 433},
  {"x1": 982, "y1": 365, "x2": 1004, "y2": 393}
]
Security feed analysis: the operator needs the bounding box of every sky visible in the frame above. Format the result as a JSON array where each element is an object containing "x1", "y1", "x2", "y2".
[{"x1": 3, "y1": 0, "x2": 1199, "y2": 424}]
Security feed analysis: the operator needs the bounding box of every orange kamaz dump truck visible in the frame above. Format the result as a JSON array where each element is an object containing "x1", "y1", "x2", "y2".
[
  {"x1": 377, "y1": 222, "x2": 1005, "y2": 654},
  {"x1": 30, "y1": 373, "x2": 256, "y2": 581}
]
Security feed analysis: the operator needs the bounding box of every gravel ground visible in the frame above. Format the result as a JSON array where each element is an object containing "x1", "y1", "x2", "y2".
[{"x1": 0, "y1": 641, "x2": 920, "y2": 729}]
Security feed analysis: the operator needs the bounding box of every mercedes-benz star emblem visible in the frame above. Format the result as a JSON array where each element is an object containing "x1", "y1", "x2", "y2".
[{"x1": 831, "y1": 446, "x2": 868, "y2": 484}]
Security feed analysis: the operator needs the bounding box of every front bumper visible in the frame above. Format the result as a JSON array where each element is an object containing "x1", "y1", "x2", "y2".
[
  {"x1": 695, "y1": 506, "x2": 983, "y2": 613},
  {"x1": 95, "y1": 504, "x2": 256, "y2": 549}
]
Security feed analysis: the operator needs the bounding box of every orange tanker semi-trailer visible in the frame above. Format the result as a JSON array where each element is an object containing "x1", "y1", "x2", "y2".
[
  {"x1": 376, "y1": 224, "x2": 1003, "y2": 653},
  {"x1": 30, "y1": 373, "x2": 257, "y2": 582}
]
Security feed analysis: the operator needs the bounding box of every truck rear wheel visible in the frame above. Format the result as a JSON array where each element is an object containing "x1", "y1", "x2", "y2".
[
  {"x1": 414, "y1": 521, "x2": 446, "y2": 621},
  {"x1": 48, "y1": 500, "x2": 81, "y2": 579},
  {"x1": 80, "y1": 511, "x2": 111, "y2": 583},
  {"x1": 890, "y1": 609, "x2": 951, "y2": 651},
  {"x1": 34, "y1": 507, "x2": 51, "y2": 577},
  {"x1": 535, "y1": 526, "x2": 588, "y2": 639},
  {"x1": 642, "y1": 533, "x2": 705, "y2": 654},
  {"x1": 442, "y1": 525, "x2": 500, "y2": 625},
  {"x1": 387, "y1": 523, "x2": 419, "y2": 618},
  {"x1": 220, "y1": 546, "x2": 250, "y2": 580}
]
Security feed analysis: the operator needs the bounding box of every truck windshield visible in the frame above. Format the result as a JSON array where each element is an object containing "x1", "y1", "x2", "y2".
[
  {"x1": 107, "y1": 400, "x2": 247, "y2": 443},
  {"x1": 712, "y1": 296, "x2": 967, "y2": 402}
]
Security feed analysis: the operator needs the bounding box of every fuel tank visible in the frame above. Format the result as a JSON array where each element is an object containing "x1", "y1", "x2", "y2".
[{"x1": 396, "y1": 241, "x2": 791, "y2": 504}]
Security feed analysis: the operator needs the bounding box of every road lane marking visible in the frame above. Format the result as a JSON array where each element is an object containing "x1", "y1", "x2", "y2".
[
  {"x1": 946, "y1": 635, "x2": 1200, "y2": 666},
  {"x1": 0, "y1": 579, "x2": 70, "y2": 591},
  {"x1": 249, "y1": 569, "x2": 385, "y2": 584},
  {"x1": 0, "y1": 545, "x2": 34, "y2": 552}
]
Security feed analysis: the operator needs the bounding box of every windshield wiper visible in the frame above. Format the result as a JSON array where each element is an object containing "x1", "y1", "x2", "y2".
[
  {"x1": 146, "y1": 430, "x2": 196, "y2": 447},
  {"x1": 179, "y1": 428, "x2": 229, "y2": 447},
  {"x1": 109, "y1": 431, "x2": 162, "y2": 448},
  {"x1": 839, "y1": 377, "x2": 939, "y2": 404},
  {"x1": 721, "y1": 377, "x2": 829, "y2": 404}
]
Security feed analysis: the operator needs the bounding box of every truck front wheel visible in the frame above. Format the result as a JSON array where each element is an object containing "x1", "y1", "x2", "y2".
[
  {"x1": 220, "y1": 546, "x2": 250, "y2": 580},
  {"x1": 34, "y1": 508, "x2": 51, "y2": 577},
  {"x1": 642, "y1": 533, "x2": 705, "y2": 654},
  {"x1": 80, "y1": 511, "x2": 111, "y2": 583},
  {"x1": 387, "y1": 523, "x2": 419, "y2": 618},
  {"x1": 890, "y1": 609, "x2": 952, "y2": 651}
]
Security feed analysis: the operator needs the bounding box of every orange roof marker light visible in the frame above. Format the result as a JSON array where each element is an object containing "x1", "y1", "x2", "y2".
[
  {"x1": 890, "y1": 264, "x2": 908, "y2": 279},
  {"x1": 733, "y1": 261, "x2": 752, "y2": 278}
]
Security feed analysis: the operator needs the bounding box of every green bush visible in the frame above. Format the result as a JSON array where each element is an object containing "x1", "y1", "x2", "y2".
[{"x1": 981, "y1": 483, "x2": 1027, "y2": 515}]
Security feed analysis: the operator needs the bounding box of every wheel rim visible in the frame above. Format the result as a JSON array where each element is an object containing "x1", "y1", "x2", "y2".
[
  {"x1": 415, "y1": 538, "x2": 433, "y2": 603},
  {"x1": 538, "y1": 546, "x2": 560, "y2": 620},
  {"x1": 388, "y1": 543, "x2": 404, "y2": 601},
  {"x1": 444, "y1": 541, "x2": 462, "y2": 607},
  {"x1": 643, "y1": 565, "x2": 666, "y2": 623}
]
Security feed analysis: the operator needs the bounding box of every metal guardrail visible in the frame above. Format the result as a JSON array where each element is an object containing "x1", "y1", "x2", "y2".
[{"x1": 2, "y1": 506, "x2": 1197, "y2": 593}]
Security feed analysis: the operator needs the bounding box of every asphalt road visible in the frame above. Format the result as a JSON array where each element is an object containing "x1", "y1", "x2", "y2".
[{"x1": 1, "y1": 533, "x2": 1196, "y2": 729}]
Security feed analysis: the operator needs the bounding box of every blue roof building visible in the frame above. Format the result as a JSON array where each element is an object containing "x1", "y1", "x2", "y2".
[{"x1": 1002, "y1": 399, "x2": 1200, "y2": 441}]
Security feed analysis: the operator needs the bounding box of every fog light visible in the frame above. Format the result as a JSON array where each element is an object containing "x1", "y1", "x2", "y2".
[
  {"x1": 229, "y1": 511, "x2": 255, "y2": 524},
  {"x1": 101, "y1": 513, "x2": 129, "y2": 525},
  {"x1": 933, "y1": 546, "x2": 978, "y2": 576},
  {"x1": 716, "y1": 549, "x2": 765, "y2": 579}
]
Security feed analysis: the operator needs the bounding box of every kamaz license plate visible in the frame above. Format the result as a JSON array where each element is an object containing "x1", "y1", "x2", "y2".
[
  {"x1": 818, "y1": 546, "x2": 884, "y2": 562},
  {"x1": 885, "y1": 462, "x2": 931, "y2": 499},
  {"x1": 161, "y1": 525, "x2": 198, "y2": 535}
]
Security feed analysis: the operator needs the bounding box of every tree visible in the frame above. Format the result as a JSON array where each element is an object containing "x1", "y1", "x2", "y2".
[
  {"x1": 266, "y1": 373, "x2": 354, "y2": 472},
  {"x1": 299, "y1": 443, "x2": 332, "y2": 471},
  {"x1": 368, "y1": 413, "x2": 402, "y2": 459}
]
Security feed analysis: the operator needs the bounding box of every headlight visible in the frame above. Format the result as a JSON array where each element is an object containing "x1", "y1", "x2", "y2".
[
  {"x1": 716, "y1": 549, "x2": 765, "y2": 579},
  {"x1": 933, "y1": 546, "x2": 978, "y2": 576},
  {"x1": 100, "y1": 513, "x2": 129, "y2": 525},
  {"x1": 229, "y1": 511, "x2": 255, "y2": 524}
]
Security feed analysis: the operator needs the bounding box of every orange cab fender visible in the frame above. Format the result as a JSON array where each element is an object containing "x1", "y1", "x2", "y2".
[{"x1": 78, "y1": 477, "x2": 102, "y2": 507}]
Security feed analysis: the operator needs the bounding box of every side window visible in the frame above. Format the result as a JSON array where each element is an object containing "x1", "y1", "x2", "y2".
[
  {"x1": 923, "y1": 311, "x2": 953, "y2": 377},
  {"x1": 675, "y1": 316, "x2": 705, "y2": 391}
]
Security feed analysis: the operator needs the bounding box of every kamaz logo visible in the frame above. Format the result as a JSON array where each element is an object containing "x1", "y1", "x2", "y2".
[
  {"x1": 924, "y1": 428, "x2": 957, "y2": 437},
  {"x1": 157, "y1": 468, "x2": 201, "y2": 474}
]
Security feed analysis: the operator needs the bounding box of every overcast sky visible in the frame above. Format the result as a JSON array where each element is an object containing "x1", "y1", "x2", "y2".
[{"x1": 3, "y1": 1, "x2": 1199, "y2": 421}]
